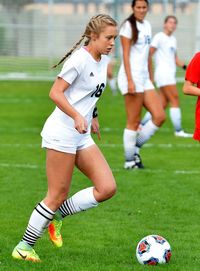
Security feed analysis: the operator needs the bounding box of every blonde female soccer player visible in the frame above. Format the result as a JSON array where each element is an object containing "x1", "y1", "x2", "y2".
[
  {"x1": 12, "y1": 14, "x2": 118, "y2": 262},
  {"x1": 142, "y1": 15, "x2": 192, "y2": 138},
  {"x1": 117, "y1": 0, "x2": 165, "y2": 169}
]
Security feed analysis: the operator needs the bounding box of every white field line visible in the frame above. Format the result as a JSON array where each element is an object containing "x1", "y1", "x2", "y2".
[
  {"x1": 0, "y1": 127, "x2": 190, "y2": 133},
  {"x1": 0, "y1": 143, "x2": 39, "y2": 148},
  {"x1": 100, "y1": 143, "x2": 199, "y2": 149},
  {"x1": 0, "y1": 98, "x2": 32, "y2": 103},
  {"x1": 0, "y1": 142, "x2": 199, "y2": 149},
  {"x1": 101, "y1": 127, "x2": 174, "y2": 132},
  {"x1": 0, "y1": 162, "x2": 40, "y2": 169},
  {"x1": 112, "y1": 168, "x2": 200, "y2": 174},
  {"x1": 0, "y1": 127, "x2": 39, "y2": 132},
  {"x1": 0, "y1": 162, "x2": 200, "y2": 175},
  {"x1": 0, "y1": 73, "x2": 55, "y2": 81}
]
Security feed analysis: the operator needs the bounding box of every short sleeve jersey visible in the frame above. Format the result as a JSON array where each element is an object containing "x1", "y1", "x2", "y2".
[
  {"x1": 185, "y1": 52, "x2": 200, "y2": 140},
  {"x1": 50, "y1": 47, "x2": 109, "y2": 126},
  {"x1": 151, "y1": 32, "x2": 177, "y2": 73},
  {"x1": 119, "y1": 20, "x2": 152, "y2": 74}
]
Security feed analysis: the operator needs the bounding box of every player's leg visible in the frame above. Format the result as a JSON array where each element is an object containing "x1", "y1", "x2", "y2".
[
  {"x1": 135, "y1": 89, "x2": 166, "y2": 160},
  {"x1": 124, "y1": 93, "x2": 144, "y2": 169},
  {"x1": 160, "y1": 85, "x2": 192, "y2": 137},
  {"x1": 75, "y1": 144, "x2": 116, "y2": 202},
  {"x1": 49, "y1": 143, "x2": 116, "y2": 249},
  {"x1": 158, "y1": 88, "x2": 169, "y2": 109},
  {"x1": 58, "y1": 144, "x2": 116, "y2": 216},
  {"x1": 12, "y1": 149, "x2": 75, "y2": 260},
  {"x1": 141, "y1": 90, "x2": 168, "y2": 126},
  {"x1": 160, "y1": 85, "x2": 181, "y2": 131}
]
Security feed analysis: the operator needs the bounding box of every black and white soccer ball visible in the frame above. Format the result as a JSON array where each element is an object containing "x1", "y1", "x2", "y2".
[{"x1": 136, "y1": 235, "x2": 172, "y2": 265}]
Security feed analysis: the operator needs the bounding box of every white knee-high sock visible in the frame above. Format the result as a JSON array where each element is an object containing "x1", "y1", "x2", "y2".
[
  {"x1": 123, "y1": 128, "x2": 137, "y2": 161},
  {"x1": 169, "y1": 107, "x2": 182, "y2": 132},
  {"x1": 136, "y1": 120, "x2": 159, "y2": 148},
  {"x1": 22, "y1": 201, "x2": 55, "y2": 247},
  {"x1": 141, "y1": 111, "x2": 152, "y2": 125},
  {"x1": 59, "y1": 187, "x2": 98, "y2": 218}
]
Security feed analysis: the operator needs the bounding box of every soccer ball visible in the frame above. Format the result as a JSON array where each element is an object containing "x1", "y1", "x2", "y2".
[{"x1": 136, "y1": 235, "x2": 172, "y2": 265}]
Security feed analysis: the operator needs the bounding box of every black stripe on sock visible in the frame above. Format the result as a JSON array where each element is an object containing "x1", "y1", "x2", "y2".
[
  {"x1": 60, "y1": 204, "x2": 70, "y2": 216},
  {"x1": 59, "y1": 206, "x2": 67, "y2": 217},
  {"x1": 23, "y1": 234, "x2": 38, "y2": 243},
  {"x1": 28, "y1": 224, "x2": 42, "y2": 235},
  {"x1": 26, "y1": 229, "x2": 38, "y2": 239},
  {"x1": 68, "y1": 199, "x2": 76, "y2": 214},
  {"x1": 61, "y1": 202, "x2": 71, "y2": 215},
  {"x1": 38, "y1": 203, "x2": 54, "y2": 216},
  {"x1": 65, "y1": 201, "x2": 73, "y2": 215},
  {"x1": 35, "y1": 207, "x2": 53, "y2": 221}
]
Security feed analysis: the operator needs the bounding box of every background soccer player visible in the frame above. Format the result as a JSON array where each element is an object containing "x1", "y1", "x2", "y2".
[
  {"x1": 117, "y1": 0, "x2": 165, "y2": 169},
  {"x1": 142, "y1": 15, "x2": 192, "y2": 138},
  {"x1": 12, "y1": 14, "x2": 118, "y2": 262}
]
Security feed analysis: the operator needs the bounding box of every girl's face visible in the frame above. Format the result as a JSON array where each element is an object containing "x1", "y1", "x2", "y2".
[
  {"x1": 132, "y1": 0, "x2": 148, "y2": 22},
  {"x1": 164, "y1": 18, "x2": 177, "y2": 34},
  {"x1": 93, "y1": 25, "x2": 118, "y2": 55}
]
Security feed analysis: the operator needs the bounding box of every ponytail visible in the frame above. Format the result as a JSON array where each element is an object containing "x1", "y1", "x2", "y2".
[
  {"x1": 52, "y1": 34, "x2": 85, "y2": 68},
  {"x1": 127, "y1": 14, "x2": 138, "y2": 44}
]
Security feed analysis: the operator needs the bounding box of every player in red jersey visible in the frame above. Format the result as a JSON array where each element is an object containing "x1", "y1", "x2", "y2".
[{"x1": 183, "y1": 52, "x2": 200, "y2": 140}]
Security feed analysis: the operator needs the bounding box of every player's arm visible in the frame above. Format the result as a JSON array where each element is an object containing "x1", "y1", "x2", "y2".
[
  {"x1": 120, "y1": 36, "x2": 135, "y2": 94},
  {"x1": 175, "y1": 54, "x2": 187, "y2": 70},
  {"x1": 148, "y1": 46, "x2": 156, "y2": 82},
  {"x1": 183, "y1": 80, "x2": 200, "y2": 96},
  {"x1": 49, "y1": 77, "x2": 87, "y2": 133}
]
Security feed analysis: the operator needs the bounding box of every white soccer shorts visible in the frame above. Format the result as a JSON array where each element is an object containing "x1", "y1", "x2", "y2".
[{"x1": 117, "y1": 73, "x2": 154, "y2": 95}]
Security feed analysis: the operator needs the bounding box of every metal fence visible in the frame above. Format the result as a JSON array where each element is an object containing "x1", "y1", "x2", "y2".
[{"x1": 0, "y1": 0, "x2": 199, "y2": 80}]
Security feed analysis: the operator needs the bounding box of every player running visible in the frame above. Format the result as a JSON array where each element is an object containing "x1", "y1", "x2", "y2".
[
  {"x1": 183, "y1": 52, "x2": 200, "y2": 140},
  {"x1": 12, "y1": 14, "x2": 118, "y2": 262},
  {"x1": 117, "y1": 0, "x2": 165, "y2": 169},
  {"x1": 142, "y1": 15, "x2": 192, "y2": 138}
]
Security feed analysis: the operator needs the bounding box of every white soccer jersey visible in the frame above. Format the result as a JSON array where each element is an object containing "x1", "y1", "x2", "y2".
[
  {"x1": 118, "y1": 19, "x2": 152, "y2": 75},
  {"x1": 151, "y1": 32, "x2": 177, "y2": 74},
  {"x1": 41, "y1": 47, "x2": 109, "y2": 140}
]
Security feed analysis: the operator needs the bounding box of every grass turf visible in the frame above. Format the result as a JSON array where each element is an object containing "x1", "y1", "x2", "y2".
[{"x1": 0, "y1": 80, "x2": 200, "y2": 270}]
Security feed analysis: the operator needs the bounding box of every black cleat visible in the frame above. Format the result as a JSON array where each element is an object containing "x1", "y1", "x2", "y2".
[{"x1": 134, "y1": 154, "x2": 144, "y2": 169}]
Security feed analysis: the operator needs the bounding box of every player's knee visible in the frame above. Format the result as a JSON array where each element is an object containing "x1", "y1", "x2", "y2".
[
  {"x1": 101, "y1": 183, "x2": 117, "y2": 200},
  {"x1": 127, "y1": 120, "x2": 140, "y2": 130},
  {"x1": 46, "y1": 189, "x2": 68, "y2": 209},
  {"x1": 153, "y1": 111, "x2": 166, "y2": 126}
]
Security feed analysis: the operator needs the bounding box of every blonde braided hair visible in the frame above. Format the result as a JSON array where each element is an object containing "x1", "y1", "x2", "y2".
[{"x1": 52, "y1": 14, "x2": 117, "y2": 68}]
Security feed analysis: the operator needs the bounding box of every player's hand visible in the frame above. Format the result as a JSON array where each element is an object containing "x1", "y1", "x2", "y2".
[
  {"x1": 91, "y1": 117, "x2": 101, "y2": 140},
  {"x1": 128, "y1": 80, "x2": 136, "y2": 94},
  {"x1": 74, "y1": 114, "x2": 88, "y2": 134}
]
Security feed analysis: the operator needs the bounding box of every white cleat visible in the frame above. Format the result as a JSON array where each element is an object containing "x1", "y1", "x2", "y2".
[
  {"x1": 174, "y1": 130, "x2": 193, "y2": 138},
  {"x1": 124, "y1": 160, "x2": 138, "y2": 169}
]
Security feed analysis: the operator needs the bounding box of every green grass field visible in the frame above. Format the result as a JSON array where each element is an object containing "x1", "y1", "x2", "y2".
[{"x1": 0, "y1": 80, "x2": 200, "y2": 271}]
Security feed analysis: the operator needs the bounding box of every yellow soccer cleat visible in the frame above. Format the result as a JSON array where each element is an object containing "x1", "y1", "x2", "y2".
[
  {"x1": 12, "y1": 241, "x2": 41, "y2": 262},
  {"x1": 48, "y1": 219, "x2": 63, "y2": 248}
]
